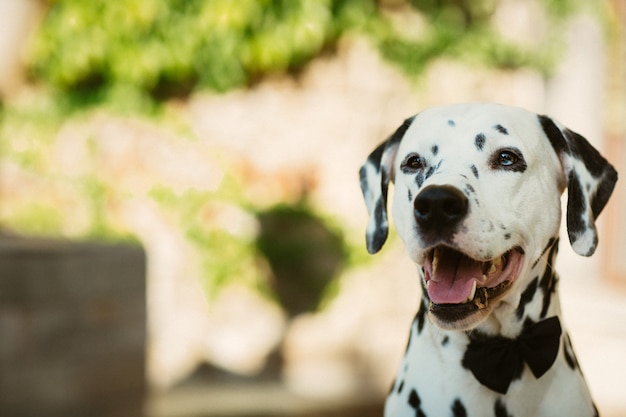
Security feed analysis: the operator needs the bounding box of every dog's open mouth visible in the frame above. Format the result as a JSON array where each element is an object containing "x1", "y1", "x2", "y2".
[{"x1": 423, "y1": 246, "x2": 524, "y2": 313}]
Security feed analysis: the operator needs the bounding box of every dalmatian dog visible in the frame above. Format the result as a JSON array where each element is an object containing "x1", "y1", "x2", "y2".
[{"x1": 359, "y1": 103, "x2": 617, "y2": 417}]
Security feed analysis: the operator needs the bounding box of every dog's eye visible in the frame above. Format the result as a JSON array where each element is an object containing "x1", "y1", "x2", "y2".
[
  {"x1": 490, "y1": 148, "x2": 527, "y2": 172},
  {"x1": 498, "y1": 151, "x2": 518, "y2": 166},
  {"x1": 401, "y1": 153, "x2": 424, "y2": 172}
]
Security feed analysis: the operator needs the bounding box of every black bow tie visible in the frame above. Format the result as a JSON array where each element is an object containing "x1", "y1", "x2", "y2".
[{"x1": 462, "y1": 316, "x2": 562, "y2": 394}]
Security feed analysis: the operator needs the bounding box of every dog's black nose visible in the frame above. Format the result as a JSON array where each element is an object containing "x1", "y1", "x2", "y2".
[{"x1": 414, "y1": 185, "x2": 468, "y2": 231}]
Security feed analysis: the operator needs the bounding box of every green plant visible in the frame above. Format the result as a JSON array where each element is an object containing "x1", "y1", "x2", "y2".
[
  {"x1": 28, "y1": 0, "x2": 374, "y2": 99},
  {"x1": 149, "y1": 181, "x2": 267, "y2": 297},
  {"x1": 28, "y1": 0, "x2": 589, "y2": 105}
]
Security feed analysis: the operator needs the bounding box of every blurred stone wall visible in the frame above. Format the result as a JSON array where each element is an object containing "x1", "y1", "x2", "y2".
[{"x1": 0, "y1": 237, "x2": 146, "y2": 417}]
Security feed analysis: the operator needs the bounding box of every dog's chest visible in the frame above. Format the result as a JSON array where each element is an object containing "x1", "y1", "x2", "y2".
[{"x1": 384, "y1": 317, "x2": 597, "y2": 417}]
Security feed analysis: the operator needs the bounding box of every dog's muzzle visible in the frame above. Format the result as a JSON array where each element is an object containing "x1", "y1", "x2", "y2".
[{"x1": 413, "y1": 185, "x2": 525, "y2": 325}]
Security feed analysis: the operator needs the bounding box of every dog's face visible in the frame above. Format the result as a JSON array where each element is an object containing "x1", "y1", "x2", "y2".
[{"x1": 360, "y1": 103, "x2": 617, "y2": 330}]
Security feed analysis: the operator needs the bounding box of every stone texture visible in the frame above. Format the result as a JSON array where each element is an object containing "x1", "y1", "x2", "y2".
[{"x1": 0, "y1": 236, "x2": 146, "y2": 417}]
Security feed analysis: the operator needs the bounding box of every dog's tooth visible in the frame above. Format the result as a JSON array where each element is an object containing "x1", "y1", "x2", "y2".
[
  {"x1": 481, "y1": 274, "x2": 488, "y2": 282},
  {"x1": 488, "y1": 262, "x2": 497, "y2": 275},
  {"x1": 493, "y1": 256, "x2": 502, "y2": 267},
  {"x1": 432, "y1": 248, "x2": 440, "y2": 274},
  {"x1": 467, "y1": 280, "x2": 477, "y2": 302}
]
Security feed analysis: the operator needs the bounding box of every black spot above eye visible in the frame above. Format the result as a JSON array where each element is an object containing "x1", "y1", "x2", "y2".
[
  {"x1": 475, "y1": 133, "x2": 486, "y2": 151},
  {"x1": 490, "y1": 147, "x2": 527, "y2": 172},
  {"x1": 448, "y1": 120, "x2": 456, "y2": 127},
  {"x1": 494, "y1": 124, "x2": 509, "y2": 135},
  {"x1": 431, "y1": 145, "x2": 439, "y2": 156}
]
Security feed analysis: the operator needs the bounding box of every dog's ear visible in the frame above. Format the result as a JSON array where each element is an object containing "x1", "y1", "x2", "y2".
[
  {"x1": 359, "y1": 116, "x2": 415, "y2": 254},
  {"x1": 539, "y1": 115, "x2": 618, "y2": 257}
]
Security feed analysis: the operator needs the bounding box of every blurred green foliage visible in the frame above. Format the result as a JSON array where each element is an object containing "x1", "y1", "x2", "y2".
[
  {"x1": 28, "y1": 0, "x2": 587, "y2": 103},
  {"x1": 149, "y1": 180, "x2": 266, "y2": 297},
  {"x1": 29, "y1": 0, "x2": 372, "y2": 98}
]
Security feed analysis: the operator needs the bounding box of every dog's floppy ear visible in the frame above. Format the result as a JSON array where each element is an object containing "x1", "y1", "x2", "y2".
[
  {"x1": 359, "y1": 116, "x2": 415, "y2": 254},
  {"x1": 539, "y1": 115, "x2": 618, "y2": 257}
]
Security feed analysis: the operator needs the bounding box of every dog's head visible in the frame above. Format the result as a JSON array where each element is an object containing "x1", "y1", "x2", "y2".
[{"x1": 360, "y1": 103, "x2": 617, "y2": 330}]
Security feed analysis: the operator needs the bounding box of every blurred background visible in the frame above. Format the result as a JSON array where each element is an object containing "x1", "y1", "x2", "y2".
[{"x1": 0, "y1": 0, "x2": 624, "y2": 416}]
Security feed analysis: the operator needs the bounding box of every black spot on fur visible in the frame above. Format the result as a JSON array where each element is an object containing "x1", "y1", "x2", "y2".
[
  {"x1": 475, "y1": 133, "x2": 486, "y2": 151},
  {"x1": 451, "y1": 398, "x2": 467, "y2": 417},
  {"x1": 408, "y1": 389, "x2": 427, "y2": 417},
  {"x1": 504, "y1": 233, "x2": 511, "y2": 240},
  {"x1": 563, "y1": 333, "x2": 580, "y2": 371},
  {"x1": 494, "y1": 124, "x2": 509, "y2": 135},
  {"x1": 470, "y1": 165, "x2": 479, "y2": 179},
  {"x1": 416, "y1": 298, "x2": 428, "y2": 334},
  {"x1": 362, "y1": 145, "x2": 385, "y2": 176},
  {"x1": 432, "y1": 145, "x2": 439, "y2": 155},
  {"x1": 462, "y1": 184, "x2": 477, "y2": 205},
  {"x1": 494, "y1": 399, "x2": 514, "y2": 417},
  {"x1": 416, "y1": 171, "x2": 425, "y2": 188},
  {"x1": 516, "y1": 277, "x2": 538, "y2": 320},
  {"x1": 539, "y1": 115, "x2": 568, "y2": 156},
  {"x1": 565, "y1": 128, "x2": 612, "y2": 179},
  {"x1": 568, "y1": 130, "x2": 619, "y2": 219},
  {"x1": 368, "y1": 197, "x2": 388, "y2": 250},
  {"x1": 408, "y1": 189, "x2": 413, "y2": 202},
  {"x1": 397, "y1": 379, "x2": 405, "y2": 393},
  {"x1": 532, "y1": 238, "x2": 558, "y2": 269},
  {"x1": 448, "y1": 120, "x2": 456, "y2": 127},
  {"x1": 539, "y1": 243, "x2": 559, "y2": 318},
  {"x1": 425, "y1": 166, "x2": 436, "y2": 181},
  {"x1": 442, "y1": 336, "x2": 449, "y2": 346},
  {"x1": 566, "y1": 171, "x2": 588, "y2": 241},
  {"x1": 404, "y1": 322, "x2": 413, "y2": 355}
]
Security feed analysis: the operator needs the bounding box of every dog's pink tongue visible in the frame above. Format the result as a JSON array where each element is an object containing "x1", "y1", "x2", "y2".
[{"x1": 427, "y1": 252, "x2": 482, "y2": 304}]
